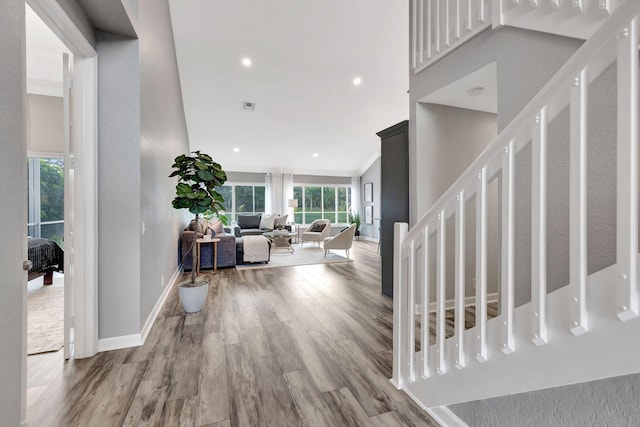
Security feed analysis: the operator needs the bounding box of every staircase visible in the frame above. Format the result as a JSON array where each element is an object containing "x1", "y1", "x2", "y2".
[
  {"x1": 413, "y1": 0, "x2": 624, "y2": 72},
  {"x1": 396, "y1": 0, "x2": 640, "y2": 414}
]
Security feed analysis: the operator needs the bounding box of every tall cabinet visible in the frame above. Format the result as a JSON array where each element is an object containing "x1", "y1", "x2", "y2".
[{"x1": 377, "y1": 120, "x2": 409, "y2": 298}]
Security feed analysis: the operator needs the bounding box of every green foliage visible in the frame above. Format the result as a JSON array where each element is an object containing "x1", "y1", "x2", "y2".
[
  {"x1": 39, "y1": 159, "x2": 64, "y2": 222},
  {"x1": 348, "y1": 211, "x2": 361, "y2": 230},
  {"x1": 170, "y1": 151, "x2": 228, "y2": 285},
  {"x1": 169, "y1": 151, "x2": 228, "y2": 218}
]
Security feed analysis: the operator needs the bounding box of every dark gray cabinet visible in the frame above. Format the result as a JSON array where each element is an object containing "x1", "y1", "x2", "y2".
[{"x1": 377, "y1": 120, "x2": 409, "y2": 298}]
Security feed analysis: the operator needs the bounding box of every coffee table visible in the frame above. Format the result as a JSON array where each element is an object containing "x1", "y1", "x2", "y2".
[{"x1": 263, "y1": 231, "x2": 297, "y2": 254}]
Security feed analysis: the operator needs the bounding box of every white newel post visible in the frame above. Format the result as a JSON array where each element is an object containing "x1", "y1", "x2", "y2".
[{"x1": 393, "y1": 222, "x2": 409, "y2": 388}]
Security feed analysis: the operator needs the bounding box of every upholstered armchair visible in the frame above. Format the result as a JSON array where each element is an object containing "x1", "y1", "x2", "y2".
[
  {"x1": 301, "y1": 219, "x2": 331, "y2": 246},
  {"x1": 323, "y1": 224, "x2": 357, "y2": 258}
]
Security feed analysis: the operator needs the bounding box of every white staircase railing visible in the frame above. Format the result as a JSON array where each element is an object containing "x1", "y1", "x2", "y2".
[
  {"x1": 412, "y1": 0, "x2": 623, "y2": 74},
  {"x1": 412, "y1": 0, "x2": 492, "y2": 73},
  {"x1": 395, "y1": 0, "x2": 640, "y2": 408}
]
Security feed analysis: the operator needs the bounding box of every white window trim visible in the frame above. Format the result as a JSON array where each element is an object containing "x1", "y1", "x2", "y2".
[
  {"x1": 293, "y1": 184, "x2": 352, "y2": 225},
  {"x1": 219, "y1": 182, "x2": 267, "y2": 221}
]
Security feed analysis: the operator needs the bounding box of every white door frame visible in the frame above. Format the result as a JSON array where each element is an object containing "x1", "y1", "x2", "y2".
[{"x1": 22, "y1": 0, "x2": 98, "y2": 424}]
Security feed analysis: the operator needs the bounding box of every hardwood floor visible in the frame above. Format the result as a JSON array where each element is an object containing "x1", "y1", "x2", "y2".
[{"x1": 26, "y1": 241, "x2": 438, "y2": 426}]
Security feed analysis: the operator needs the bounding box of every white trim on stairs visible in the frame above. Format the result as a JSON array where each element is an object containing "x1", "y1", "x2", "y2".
[{"x1": 400, "y1": 385, "x2": 470, "y2": 427}]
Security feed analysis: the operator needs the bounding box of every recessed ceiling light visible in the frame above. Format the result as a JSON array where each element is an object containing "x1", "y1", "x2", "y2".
[
  {"x1": 233, "y1": 147, "x2": 240, "y2": 153},
  {"x1": 353, "y1": 77, "x2": 362, "y2": 86},
  {"x1": 312, "y1": 153, "x2": 319, "y2": 158},
  {"x1": 242, "y1": 57, "x2": 252, "y2": 67},
  {"x1": 467, "y1": 86, "x2": 484, "y2": 96}
]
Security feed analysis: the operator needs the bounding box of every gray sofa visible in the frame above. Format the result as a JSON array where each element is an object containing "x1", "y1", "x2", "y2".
[
  {"x1": 231, "y1": 214, "x2": 291, "y2": 238},
  {"x1": 181, "y1": 218, "x2": 272, "y2": 270},
  {"x1": 181, "y1": 225, "x2": 237, "y2": 271}
]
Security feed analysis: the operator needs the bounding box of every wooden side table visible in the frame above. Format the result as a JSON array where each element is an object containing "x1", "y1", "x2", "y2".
[{"x1": 196, "y1": 237, "x2": 220, "y2": 274}]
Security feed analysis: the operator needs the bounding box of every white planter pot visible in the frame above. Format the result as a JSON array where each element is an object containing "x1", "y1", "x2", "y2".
[{"x1": 178, "y1": 279, "x2": 209, "y2": 313}]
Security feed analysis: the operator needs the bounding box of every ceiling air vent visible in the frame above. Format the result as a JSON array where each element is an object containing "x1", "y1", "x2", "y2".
[{"x1": 242, "y1": 101, "x2": 256, "y2": 111}]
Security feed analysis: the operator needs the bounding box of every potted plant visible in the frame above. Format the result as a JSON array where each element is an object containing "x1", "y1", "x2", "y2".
[
  {"x1": 348, "y1": 210, "x2": 362, "y2": 238},
  {"x1": 170, "y1": 151, "x2": 227, "y2": 313}
]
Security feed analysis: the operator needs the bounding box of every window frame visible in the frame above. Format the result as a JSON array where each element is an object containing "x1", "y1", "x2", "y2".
[
  {"x1": 27, "y1": 155, "x2": 65, "y2": 240},
  {"x1": 293, "y1": 184, "x2": 351, "y2": 225},
  {"x1": 216, "y1": 182, "x2": 267, "y2": 222}
]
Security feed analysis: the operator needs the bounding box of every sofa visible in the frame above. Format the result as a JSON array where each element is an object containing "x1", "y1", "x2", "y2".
[
  {"x1": 230, "y1": 213, "x2": 290, "y2": 238},
  {"x1": 181, "y1": 217, "x2": 272, "y2": 270},
  {"x1": 181, "y1": 218, "x2": 237, "y2": 271}
]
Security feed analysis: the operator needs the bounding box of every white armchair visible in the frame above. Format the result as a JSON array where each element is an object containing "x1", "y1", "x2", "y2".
[
  {"x1": 301, "y1": 219, "x2": 331, "y2": 247},
  {"x1": 323, "y1": 224, "x2": 357, "y2": 258}
]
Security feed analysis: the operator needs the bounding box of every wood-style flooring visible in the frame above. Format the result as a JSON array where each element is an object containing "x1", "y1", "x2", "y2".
[{"x1": 26, "y1": 241, "x2": 439, "y2": 426}]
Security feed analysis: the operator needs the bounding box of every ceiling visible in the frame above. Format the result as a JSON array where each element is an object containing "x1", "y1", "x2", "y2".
[
  {"x1": 168, "y1": 0, "x2": 409, "y2": 176},
  {"x1": 419, "y1": 62, "x2": 497, "y2": 114}
]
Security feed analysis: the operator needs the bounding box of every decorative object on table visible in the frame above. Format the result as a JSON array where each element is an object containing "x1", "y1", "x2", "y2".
[
  {"x1": 364, "y1": 182, "x2": 373, "y2": 202},
  {"x1": 365, "y1": 205, "x2": 373, "y2": 225},
  {"x1": 348, "y1": 210, "x2": 361, "y2": 239},
  {"x1": 170, "y1": 151, "x2": 227, "y2": 313}
]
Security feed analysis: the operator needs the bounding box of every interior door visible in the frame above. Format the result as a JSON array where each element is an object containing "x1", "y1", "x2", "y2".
[{"x1": 63, "y1": 52, "x2": 74, "y2": 360}]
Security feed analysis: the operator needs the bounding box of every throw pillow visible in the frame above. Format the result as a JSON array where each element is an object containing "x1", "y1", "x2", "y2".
[
  {"x1": 310, "y1": 222, "x2": 326, "y2": 232},
  {"x1": 187, "y1": 218, "x2": 209, "y2": 234},
  {"x1": 238, "y1": 214, "x2": 261, "y2": 229},
  {"x1": 210, "y1": 220, "x2": 224, "y2": 235},
  {"x1": 274, "y1": 214, "x2": 288, "y2": 229},
  {"x1": 259, "y1": 213, "x2": 277, "y2": 230}
]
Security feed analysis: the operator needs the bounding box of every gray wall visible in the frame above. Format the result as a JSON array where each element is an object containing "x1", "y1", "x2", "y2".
[
  {"x1": 451, "y1": 373, "x2": 640, "y2": 427},
  {"x1": 415, "y1": 104, "x2": 497, "y2": 217},
  {"x1": 0, "y1": 0, "x2": 26, "y2": 423},
  {"x1": 415, "y1": 105, "x2": 498, "y2": 299},
  {"x1": 410, "y1": 19, "x2": 622, "y2": 426},
  {"x1": 97, "y1": 0, "x2": 191, "y2": 338},
  {"x1": 226, "y1": 171, "x2": 266, "y2": 183},
  {"x1": 360, "y1": 157, "x2": 381, "y2": 240},
  {"x1": 97, "y1": 32, "x2": 141, "y2": 338},
  {"x1": 294, "y1": 174, "x2": 351, "y2": 185},
  {"x1": 138, "y1": 0, "x2": 191, "y2": 326}
]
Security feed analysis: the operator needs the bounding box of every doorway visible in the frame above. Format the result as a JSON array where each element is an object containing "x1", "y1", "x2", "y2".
[{"x1": 22, "y1": 0, "x2": 98, "y2": 423}]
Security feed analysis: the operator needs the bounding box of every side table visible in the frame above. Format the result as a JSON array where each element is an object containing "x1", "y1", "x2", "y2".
[{"x1": 196, "y1": 237, "x2": 221, "y2": 274}]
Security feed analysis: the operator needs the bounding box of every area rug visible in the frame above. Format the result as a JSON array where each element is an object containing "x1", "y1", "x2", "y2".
[
  {"x1": 28, "y1": 279, "x2": 64, "y2": 355},
  {"x1": 235, "y1": 244, "x2": 353, "y2": 270}
]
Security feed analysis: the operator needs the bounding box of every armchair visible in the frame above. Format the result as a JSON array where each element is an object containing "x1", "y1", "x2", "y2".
[
  {"x1": 301, "y1": 219, "x2": 331, "y2": 247},
  {"x1": 323, "y1": 224, "x2": 357, "y2": 258}
]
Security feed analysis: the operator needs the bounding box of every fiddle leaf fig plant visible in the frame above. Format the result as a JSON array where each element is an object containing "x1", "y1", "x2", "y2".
[{"x1": 170, "y1": 151, "x2": 228, "y2": 284}]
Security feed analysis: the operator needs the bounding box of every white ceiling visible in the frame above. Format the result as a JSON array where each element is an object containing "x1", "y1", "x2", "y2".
[
  {"x1": 419, "y1": 62, "x2": 497, "y2": 114},
  {"x1": 168, "y1": 0, "x2": 409, "y2": 176},
  {"x1": 25, "y1": 4, "x2": 70, "y2": 97}
]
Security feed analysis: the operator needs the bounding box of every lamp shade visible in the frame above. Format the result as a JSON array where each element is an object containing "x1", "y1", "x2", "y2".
[{"x1": 288, "y1": 198, "x2": 298, "y2": 208}]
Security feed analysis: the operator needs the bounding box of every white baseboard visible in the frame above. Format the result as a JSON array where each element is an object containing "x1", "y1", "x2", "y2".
[
  {"x1": 426, "y1": 406, "x2": 470, "y2": 427},
  {"x1": 98, "y1": 265, "x2": 182, "y2": 352},
  {"x1": 400, "y1": 386, "x2": 469, "y2": 427},
  {"x1": 140, "y1": 265, "x2": 182, "y2": 343},
  {"x1": 359, "y1": 235, "x2": 379, "y2": 243},
  {"x1": 98, "y1": 333, "x2": 142, "y2": 352}
]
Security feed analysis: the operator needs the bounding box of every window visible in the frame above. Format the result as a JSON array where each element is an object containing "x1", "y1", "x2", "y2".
[
  {"x1": 215, "y1": 184, "x2": 266, "y2": 221},
  {"x1": 293, "y1": 185, "x2": 351, "y2": 224},
  {"x1": 27, "y1": 157, "x2": 64, "y2": 247}
]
